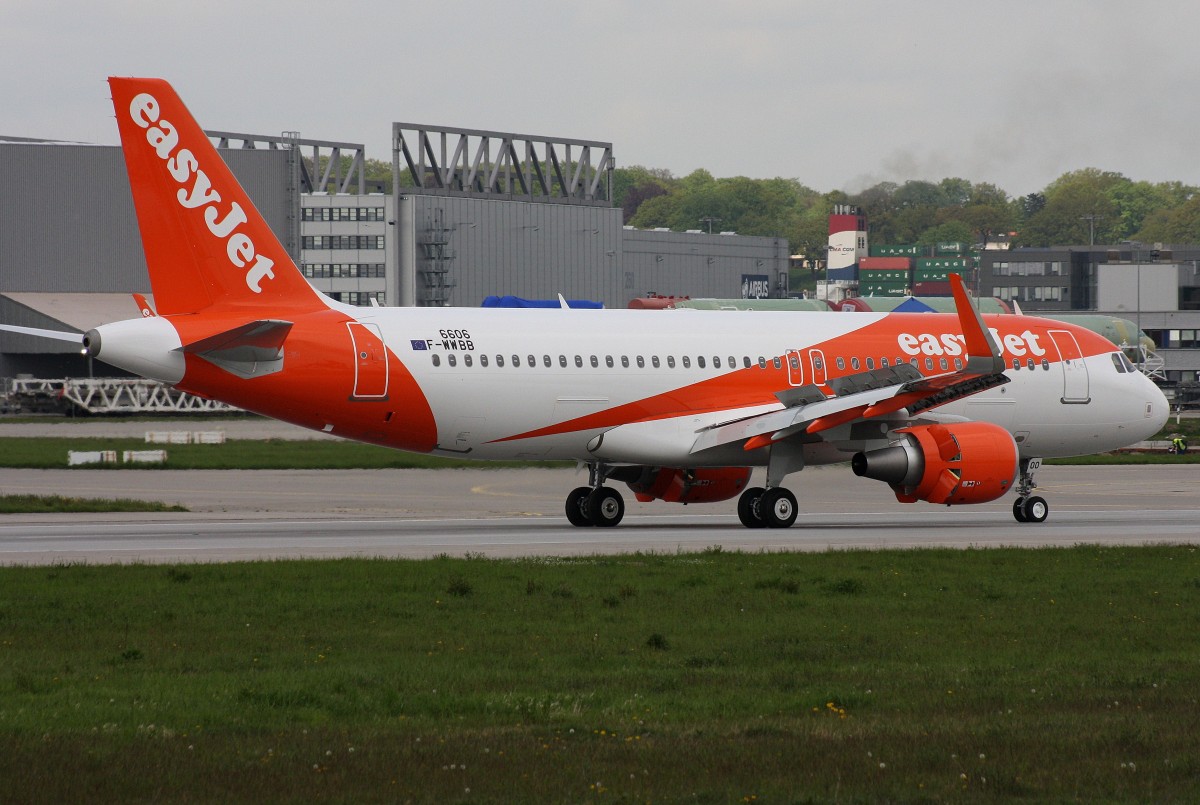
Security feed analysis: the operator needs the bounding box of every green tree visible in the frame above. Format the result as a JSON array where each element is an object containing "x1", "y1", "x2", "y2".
[
  {"x1": 1135, "y1": 196, "x2": 1200, "y2": 243},
  {"x1": 1017, "y1": 169, "x2": 1126, "y2": 246}
]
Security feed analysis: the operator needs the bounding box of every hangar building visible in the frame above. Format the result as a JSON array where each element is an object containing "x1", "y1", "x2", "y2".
[{"x1": 0, "y1": 125, "x2": 788, "y2": 388}]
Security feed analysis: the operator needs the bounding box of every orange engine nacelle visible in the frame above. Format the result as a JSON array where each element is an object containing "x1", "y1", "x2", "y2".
[
  {"x1": 851, "y1": 422, "x2": 1018, "y2": 505},
  {"x1": 623, "y1": 466, "x2": 753, "y2": 504}
]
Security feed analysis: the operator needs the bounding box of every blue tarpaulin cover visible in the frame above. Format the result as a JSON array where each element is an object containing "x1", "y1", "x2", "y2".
[{"x1": 481, "y1": 295, "x2": 603, "y2": 309}]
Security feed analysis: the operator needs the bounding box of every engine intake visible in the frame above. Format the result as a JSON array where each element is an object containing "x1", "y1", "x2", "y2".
[{"x1": 852, "y1": 422, "x2": 1017, "y2": 505}]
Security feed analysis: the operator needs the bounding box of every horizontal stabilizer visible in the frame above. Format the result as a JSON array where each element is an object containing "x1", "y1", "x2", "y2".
[
  {"x1": 178, "y1": 319, "x2": 293, "y2": 379},
  {"x1": 179, "y1": 319, "x2": 293, "y2": 361}
]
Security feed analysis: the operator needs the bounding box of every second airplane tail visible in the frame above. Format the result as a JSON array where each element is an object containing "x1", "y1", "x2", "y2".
[{"x1": 109, "y1": 77, "x2": 325, "y2": 316}]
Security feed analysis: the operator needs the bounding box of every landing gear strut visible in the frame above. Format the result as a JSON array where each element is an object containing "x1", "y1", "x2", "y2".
[
  {"x1": 1012, "y1": 457, "x2": 1048, "y2": 524},
  {"x1": 565, "y1": 464, "x2": 625, "y2": 528}
]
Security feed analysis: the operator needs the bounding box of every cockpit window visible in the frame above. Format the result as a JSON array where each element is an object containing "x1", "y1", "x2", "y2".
[
  {"x1": 1119, "y1": 352, "x2": 1137, "y2": 372},
  {"x1": 1111, "y1": 352, "x2": 1127, "y2": 373}
]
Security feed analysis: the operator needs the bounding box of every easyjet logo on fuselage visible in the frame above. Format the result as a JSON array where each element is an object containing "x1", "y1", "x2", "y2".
[
  {"x1": 128, "y1": 92, "x2": 275, "y2": 294},
  {"x1": 898, "y1": 328, "x2": 1047, "y2": 358}
]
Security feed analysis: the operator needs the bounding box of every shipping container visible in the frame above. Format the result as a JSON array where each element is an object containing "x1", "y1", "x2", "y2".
[
  {"x1": 859, "y1": 282, "x2": 910, "y2": 297},
  {"x1": 869, "y1": 243, "x2": 922, "y2": 257},
  {"x1": 826, "y1": 265, "x2": 858, "y2": 282},
  {"x1": 935, "y1": 241, "x2": 966, "y2": 256},
  {"x1": 858, "y1": 268, "x2": 910, "y2": 282},
  {"x1": 859, "y1": 256, "x2": 913, "y2": 270},
  {"x1": 916, "y1": 257, "x2": 971, "y2": 269},
  {"x1": 911, "y1": 280, "x2": 954, "y2": 296}
]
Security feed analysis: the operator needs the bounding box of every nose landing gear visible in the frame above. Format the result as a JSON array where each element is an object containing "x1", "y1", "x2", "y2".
[{"x1": 1012, "y1": 457, "x2": 1048, "y2": 523}]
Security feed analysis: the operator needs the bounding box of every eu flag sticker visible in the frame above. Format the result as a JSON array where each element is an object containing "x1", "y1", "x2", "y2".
[{"x1": 410, "y1": 340, "x2": 428, "y2": 350}]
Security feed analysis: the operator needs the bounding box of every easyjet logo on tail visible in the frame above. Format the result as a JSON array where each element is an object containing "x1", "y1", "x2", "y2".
[{"x1": 128, "y1": 93, "x2": 276, "y2": 294}]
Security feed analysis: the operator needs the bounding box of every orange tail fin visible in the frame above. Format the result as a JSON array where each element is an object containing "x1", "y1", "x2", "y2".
[{"x1": 109, "y1": 77, "x2": 325, "y2": 316}]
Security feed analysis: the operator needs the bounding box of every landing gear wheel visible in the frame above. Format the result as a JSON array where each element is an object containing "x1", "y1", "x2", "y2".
[
  {"x1": 759, "y1": 487, "x2": 798, "y2": 529},
  {"x1": 1013, "y1": 497, "x2": 1029, "y2": 523},
  {"x1": 1022, "y1": 495, "x2": 1048, "y2": 524},
  {"x1": 565, "y1": 486, "x2": 593, "y2": 527},
  {"x1": 737, "y1": 487, "x2": 766, "y2": 528},
  {"x1": 587, "y1": 487, "x2": 625, "y2": 528}
]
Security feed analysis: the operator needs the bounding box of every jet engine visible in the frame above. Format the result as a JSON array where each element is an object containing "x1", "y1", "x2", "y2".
[
  {"x1": 851, "y1": 422, "x2": 1017, "y2": 505},
  {"x1": 615, "y1": 466, "x2": 753, "y2": 504}
]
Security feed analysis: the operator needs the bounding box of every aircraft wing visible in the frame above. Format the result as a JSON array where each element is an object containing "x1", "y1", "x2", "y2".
[{"x1": 691, "y1": 274, "x2": 1008, "y2": 456}]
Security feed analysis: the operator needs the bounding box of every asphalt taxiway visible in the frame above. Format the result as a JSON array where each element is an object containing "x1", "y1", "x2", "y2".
[{"x1": 1, "y1": 464, "x2": 1197, "y2": 564}]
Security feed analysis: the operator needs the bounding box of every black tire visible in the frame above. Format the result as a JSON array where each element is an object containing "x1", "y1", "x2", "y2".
[
  {"x1": 1022, "y1": 495, "x2": 1048, "y2": 524},
  {"x1": 759, "y1": 487, "x2": 798, "y2": 529},
  {"x1": 1013, "y1": 497, "x2": 1029, "y2": 523},
  {"x1": 565, "y1": 486, "x2": 593, "y2": 527},
  {"x1": 587, "y1": 487, "x2": 625, "y2": 527},
  {"x1": 737, "y1": 487, "x2": 766, "y2": 528}
]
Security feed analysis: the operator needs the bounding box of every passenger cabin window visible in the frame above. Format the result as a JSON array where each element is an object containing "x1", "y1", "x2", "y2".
[
  {"x1": 939, "y1": 358, "x2": 948, "y2": 370},
  {"x1": 606, "y1": 355, "x2": 614, "y2": 368},
  {"x1": 667, "y1": 356, "x2": 676, "y2": 368},
  {"x1": 773, "y1": 357, "x2": 782, "y2": 369},
  {"x1": 432, "y1": 354, "x2": 441, "y2": 367},
  {"x1": 924, "y1": 357, "x2": 933, "y2": 371},
  {"x1": 714, "y1": 356, "x2": 722, "y2": 368},
  {"x1": 682, "y1": 356, "x2": 691, "y2": 368},
  {"x1": 464, "y1": 354, "x2": 473, "y2": 367},
  {"x1": 480, "y1": 354, "x2": 489, "y2": 367},
  {"x1": 543, "y1": 355, "x2": 552, "y2": 367},
  {"x1": 744, "y1": 357, "x2": 752, "y2": 368},
  {"x1": 1012, "y1": 358, "x2": 1021, "y2": 371},
  {"x1": 697, "y1": 356, "x2": 705, "y2": 369},
  {"x1": 448, "y1": 354, "x2": 457, "y2": 367},
  {"x1": 528, "y1": 354, "x2": 536, "y2": 367},
  {"x1": 866, "y1": 357, "x2": 874, "y2": 370},
  {"x1": 497, "y1": 354, "x2": 505, "y2": 367},
  {"x1": 728, "y1": 356, "x2": 736, "y2": 368},
  {"x1": 637, "y1": 356, "x2": 645, "y2": 368},
  {"x1": 881, "y1": 357, "x2": 889, "y2": 368},
  {"x1": 1027, "y1": 358, "x2": 1035, "y2": 370},
  {"x1": 850, "y1": 357, "x2": 860, "y2": 370},
  {"x1": 954, "y1": 358, "x2": 963, "y2": 370},
  {"x1": 789, "y1": 355, "x2": 800, "y2": 369},
  {"x1": 512, "y1": 354, "x2": 520, "y2": 367},
  {"x1": 590, "y1": 355, "x2": 599, "y2": 368},
  {"x1": 836, "y1": 357, "x2": 846, "y2": 370},
  {"x1": 1042, "y1": 358, "x2": 1050, "y2": 370},
  {"x1": 575, "y1": 355, "x2": 583, "y2": 368},
  {"x1": 559, "y1": 355, "x2": 567, "y2": 367},
  {"x1": 652, "y1": 356, "x2": 661, "y2": 368},
  {"x1": 758, "y1": 357, "x2": 767, "y2": 369},
  {"x1": 621, "y1": 356, "x2": 629, "y2": 368}
]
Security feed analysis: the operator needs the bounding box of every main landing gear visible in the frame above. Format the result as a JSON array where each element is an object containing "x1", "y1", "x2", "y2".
[
  {"x1": 736, "y1": 486, "x2": 798, "y2": 529},
  {"x1": 1011, "y1": 457, "x2": 1048, "y2": 524},
  {"x1": 565, "y1": 464, "x2": 625, "y2": 527}
]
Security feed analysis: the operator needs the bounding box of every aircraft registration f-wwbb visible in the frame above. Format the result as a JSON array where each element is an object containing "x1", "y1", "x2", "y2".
[{"x1": 2, "y1": 78, "x2": 1170, "y2": 528}]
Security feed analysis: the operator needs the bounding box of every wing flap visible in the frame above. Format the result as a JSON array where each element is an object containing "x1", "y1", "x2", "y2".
[{"x1": 691, "y1": 274, "x2": 1007, "y2": 454}]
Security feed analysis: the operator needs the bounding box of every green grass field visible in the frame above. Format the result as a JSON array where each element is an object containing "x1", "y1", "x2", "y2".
[
  {"x1": 2, "y1": 546, "x2": 1199, "y2": 802},
  {"x1": 0, "y1": 494, "x2": 187, "y2": 513},
  {"x1": 1, "y1": 434, "x2": 1199, "y2": 472},
  {"x1": 0, "y1": 437, "x2": 569, "y2": 470}
]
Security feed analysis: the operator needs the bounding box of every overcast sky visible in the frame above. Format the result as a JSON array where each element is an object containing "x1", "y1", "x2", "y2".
[{"x1": 5, "y1": 1, "x2": 1198, "y2": 197}]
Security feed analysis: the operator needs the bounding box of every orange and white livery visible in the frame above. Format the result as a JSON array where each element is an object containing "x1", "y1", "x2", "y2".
[{"x1": 5, "y1": 78, "x2": 1171, "y2": 527}]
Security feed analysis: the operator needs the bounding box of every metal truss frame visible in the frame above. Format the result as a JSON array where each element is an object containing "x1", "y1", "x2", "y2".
[
  {"x1": 205, "y1": 130, "x2": 368, "y2": 195},
  {"x1": 392, "y1": 123, "x2": 613, "y2": 206}
]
